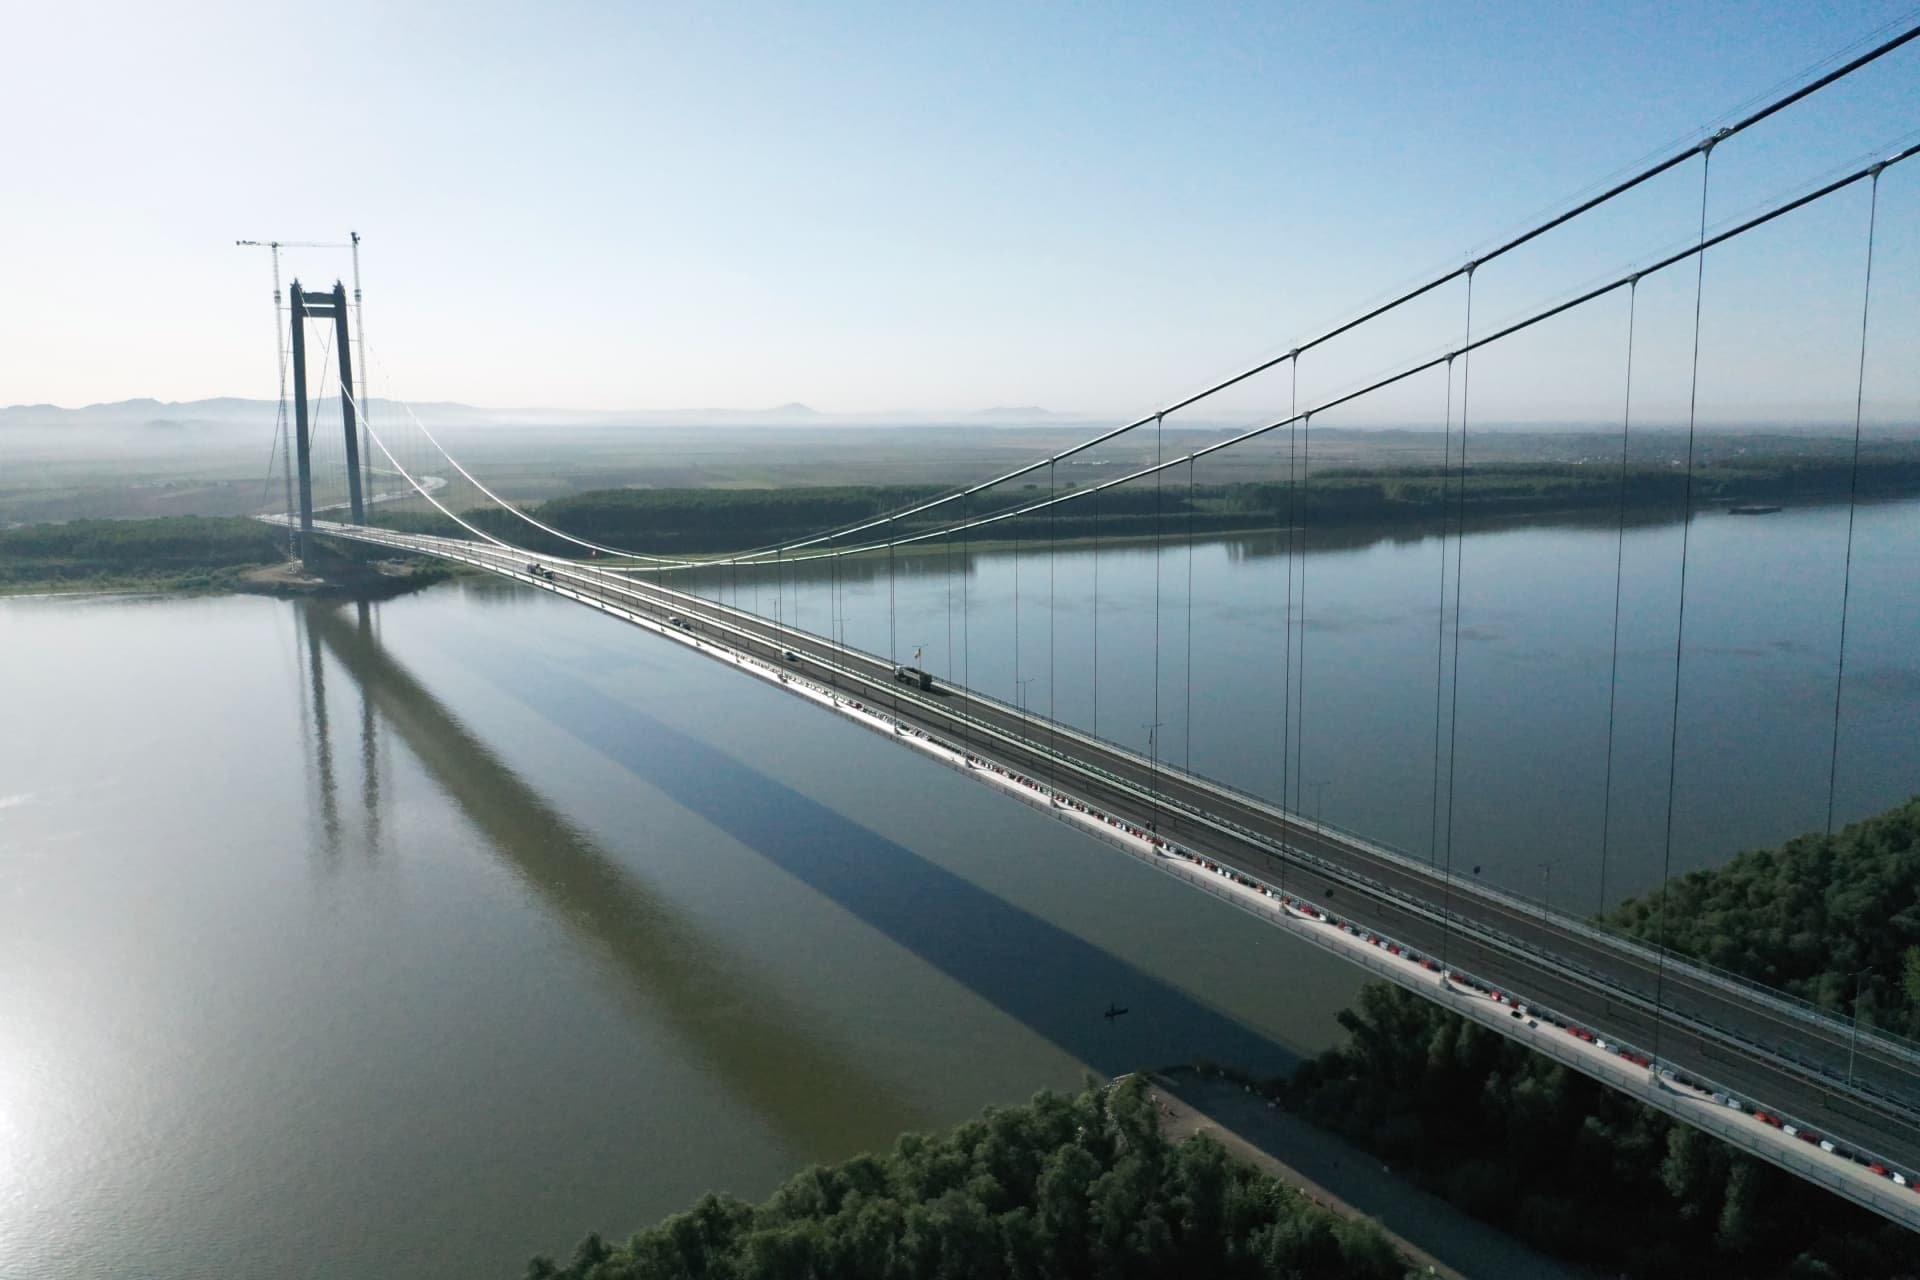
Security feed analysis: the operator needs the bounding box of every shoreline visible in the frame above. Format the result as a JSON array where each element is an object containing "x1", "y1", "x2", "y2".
[
  {"x1": 1149, "y1": 1067, "x2": 1597, "y2": 1280},
  {"x1": 8, "y1": 490, "x2": 1915, "y2": 596}
]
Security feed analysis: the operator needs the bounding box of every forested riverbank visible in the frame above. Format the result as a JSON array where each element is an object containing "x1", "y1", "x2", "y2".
[
  {"x1": 525, "y1": 1077, "x2": 1411, "y2": 1280},
  {"x1": 1602, "y1": 796, "x2": 1920, "y2": 1038},
  {"x1": 11, "y1": 449, "x2": 1920, "y2": 587},
  {"x1": 0, "y1": 516, "x2": 444, "y2": 596},
  {"x1": 0, "y1": 516, "x2": 287, "y2": 592},
  {"x1": 526, "y1": 801, "x2": 1920, "y2": 1280},
  {"x1": 1273, "y1": 798, "x2": 1920, "y2": 1278},
  {"x1": 369, "y1": 452, "x2": 1920, "y2": 556}
]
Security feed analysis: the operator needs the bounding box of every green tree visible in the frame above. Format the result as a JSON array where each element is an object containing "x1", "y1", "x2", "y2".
[{"x1": 526, "y1": 1078, "x2": 1407, "y2": 1280}]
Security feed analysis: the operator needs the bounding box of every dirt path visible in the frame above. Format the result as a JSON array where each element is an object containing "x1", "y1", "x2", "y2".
[{"x1": 1149, "y1": 1069, "x2": 1597, "y2": 1280}]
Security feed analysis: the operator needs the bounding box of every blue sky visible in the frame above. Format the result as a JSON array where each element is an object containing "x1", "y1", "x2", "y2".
[{"x1": 2, "y1": 1, "x2": 1915, "y2": 422}]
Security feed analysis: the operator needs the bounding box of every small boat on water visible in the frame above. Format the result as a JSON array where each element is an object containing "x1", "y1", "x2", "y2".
[{"x1": 1728, "y1": 504, "x2": 1783, "y2": 515}]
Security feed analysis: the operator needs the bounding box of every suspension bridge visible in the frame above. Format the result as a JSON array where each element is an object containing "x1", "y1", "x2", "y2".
[{"x1": 255, "y1": 26, "x2": 1920, "y2": 1229}]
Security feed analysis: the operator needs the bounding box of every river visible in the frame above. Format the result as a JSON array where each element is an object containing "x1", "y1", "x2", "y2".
[{"x1": 3, "y1": 498, "x2": 1916, "y2": 1278}]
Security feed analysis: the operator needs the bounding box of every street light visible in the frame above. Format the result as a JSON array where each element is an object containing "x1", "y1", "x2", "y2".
[
  {"x1": 1848, "y1": 966, "x2": 1873, "y2": 1086},
  {"x1": 1308, "y1": 779, "x2": 1330, "y2": 825},
  {"x1": 1536, "y1": 860, "x2": 1554, "y2": 924},
  {"x1": 1143, "y1": 721, "x2": 1164, "y2": 833}
]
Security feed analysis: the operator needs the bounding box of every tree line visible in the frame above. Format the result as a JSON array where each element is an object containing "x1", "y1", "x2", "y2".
[
  {"x1": 525, "y1": 1076, "x2": 1409, "y2": 1280},
  {"x1": 372, "y1": 454, "x2": 1920, "y2": 555},
  {"x1": 1280, "y1": 795, "x2": 1920, "y2": 1278},
  {"x1": 1601, "y1": 795, "x2": 1920, "y2": 1038},
  {"x1": 0, "y1": 515, "x2": 285, "y2": 589},
  {"x1": 1282, "y1": 981, "x2": 1919, "y2": 1278}
]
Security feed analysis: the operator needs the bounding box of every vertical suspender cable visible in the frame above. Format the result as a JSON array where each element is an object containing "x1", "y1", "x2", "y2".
[
  {"x1": 1599, "y1": 280, "x2": 1640, "y2": 913},
  {"x1": 1014, "y1": 485, "x2": 1023, "y2": 725},
  {"x1": 945, "y1": 526, "x2": 954, "y2": 683},
  {"x1": 1185, "y1": 454, "x2": 1196, "y2": 772},
  {"x1": 1430, "y1": 356, "x2": 1456, "y2": 865},
  {"x1": 887, "y1": 517, "x2": 898, "y2": 710},
  {"x1": 1653, "y1": 145, "x2": 1717, "y2": 1070},
  {"x1": 352, "y1": 234, "x2": 372, "y2": 520},
  {"x1": 1295, "y1": 410, "x2": 1311, "y2": 817},
  {"x1": 1151, "y1": 413, "x2": 1165, "y2": 817},
  {"x1": 1826, "y1": 167, "x2": 1882, "y2": 838},
  {"x1": 1440, "y1": 266, "x2": 1476, "y2": 967},
  {"x1": 1283, "y1": 359, "x2": 1299, "y2": 818},
  {"x1": 962, "y1": 488, "x2": 972, "y2": 759},
  {"x1": 1048, "y1": 455, "x2": 1058, "y2": 787},
  {"x1": 269, "y1": 254, "x2": 296, "y2": 554},
  {"x1": 1092, "y1": 484, "x2": 1101, "y2": 740}
]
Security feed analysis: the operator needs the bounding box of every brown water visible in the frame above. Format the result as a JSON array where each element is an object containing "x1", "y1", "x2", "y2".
[
  {"x1": 5, "y1": 498, "x2": 1917, "y2": 1278},
  {"x1": 0, "y1": 584, "x2": 1360, "y2": 1279}
]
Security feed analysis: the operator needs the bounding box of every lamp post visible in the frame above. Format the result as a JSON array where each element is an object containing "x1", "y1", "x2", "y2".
[
  {"x1": 1848, "y1": 966, "x2": 1873, "y2": 1086},
  {"x1": 1308, "y1": 779, "x2": 1330, "y2": 825},
  {"x1": 1537, "y1": 860, "x2": 1553, "y2": 925},
  {"x1": 1143, "y1": 721, "x2": 1164, "y2": 833}
]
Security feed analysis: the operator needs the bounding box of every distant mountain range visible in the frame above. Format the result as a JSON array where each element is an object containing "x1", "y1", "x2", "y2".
[{"x1": 0, "y1": 397, "x2": 1096, "y2": 431}]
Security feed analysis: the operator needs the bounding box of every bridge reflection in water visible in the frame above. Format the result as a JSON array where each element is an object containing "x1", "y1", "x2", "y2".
[{"x1": 302, "y1": 597, "x2": 1306, "y2": 1147}]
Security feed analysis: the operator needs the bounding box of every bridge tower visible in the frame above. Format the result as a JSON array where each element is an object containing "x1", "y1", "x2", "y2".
[{"x1": 288, "y1": 279, "x2": 365, "y2": 562}]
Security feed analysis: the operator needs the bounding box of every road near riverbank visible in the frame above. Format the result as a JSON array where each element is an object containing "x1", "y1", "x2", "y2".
[{"x1": 1149, "y1": 1068, "x2": 1597, "y2": 1280}]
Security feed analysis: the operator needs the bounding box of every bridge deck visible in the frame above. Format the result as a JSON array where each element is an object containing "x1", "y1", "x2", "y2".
[{"x1": 300, "y1": 519, "x2": 1920, "y2": 1231}]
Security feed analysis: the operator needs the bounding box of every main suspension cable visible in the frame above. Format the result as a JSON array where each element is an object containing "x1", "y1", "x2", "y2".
[
  {"x1": 736, "y1": 144, "x2": 1917, "y2": 574},
  {"x1": 704, "y1": 22, "x2": 1919, "y2": 568},
  {"x1": 342, "y1": 135, "x2": 1917, "y2": 582}
]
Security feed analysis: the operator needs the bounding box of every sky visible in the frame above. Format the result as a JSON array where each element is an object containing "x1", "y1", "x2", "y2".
[{"x1": 2, "y1": 0, "x2": 1917, "y2": 423}]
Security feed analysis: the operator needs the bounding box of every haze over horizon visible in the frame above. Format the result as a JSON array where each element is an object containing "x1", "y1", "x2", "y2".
[
  {"x1": 4, "y1": 391, "x2": 1908, "y2": 436},
  {"x1": 4, "y1": 3, "x2": 1918, "y2": 428}
]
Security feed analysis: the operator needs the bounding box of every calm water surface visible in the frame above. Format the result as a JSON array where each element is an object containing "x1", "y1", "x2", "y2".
[
  {"x1": 4, "y1": 499, "x2": 1917, "y2": 1278},
  {"x1": 1, "y1": 580, "x2": 1356, "y2": 1279},
  {"x1": 737, "y1": 497, "x2": 1920, "y2": 912}
]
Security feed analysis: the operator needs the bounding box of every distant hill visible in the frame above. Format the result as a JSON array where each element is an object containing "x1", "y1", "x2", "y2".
[{"x1": 972, "y1": 405, "x2": 1063, "y2": 421}]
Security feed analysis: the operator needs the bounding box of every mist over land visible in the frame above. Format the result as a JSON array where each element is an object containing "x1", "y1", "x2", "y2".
[
  {"x1": 0, "y1": 396, "x2": 1101, "y2": 431},
  {"x1": 12, "y1": 395, "x2": 1918, "y2": 436},
  {"x1": 4, "y1": 392, "x2": 1915, "y2": 528}
]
